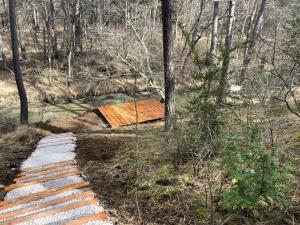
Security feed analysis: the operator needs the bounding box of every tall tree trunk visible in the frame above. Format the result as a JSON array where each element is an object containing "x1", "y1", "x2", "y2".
[
  {"x1": 210, "y1": 0, "x2": 219, "y2": 65},
  {"x1": 0, "y1": 34, "x2": 7, "y2": 67},
  {"x1": 162, "y1": 0, "x2": 176, "y2": 131},
  {"x1": 31, "y1": 3, "x2": 39, "y2": 50},
  {"x1": 17, "y1": 25, "x2": 26, "y2": 60},
  {"x1": 61, "y1": 0, "x2": 71, "y2": 51},
  {"x1": 2, "y1": 0, "x2": 6, "y2": 12},
  {"x1": 152, "y1": 0, "x2": 158, "y2": 32},
  {"x1": 49, "y1": 0, "x2": 58, "y2": 57},
  {"x1": 239, "y1": 0, "x2": 268, "y2": 84},
  {"x1": 92, "y1": 0, "x2": 98, "y2": 25},
  {"x1": 1, "y1": 0, "x2": 8, "y2": 28},
  {"x1": 9, "y1": 0, "x2": 28, "y2": 124},
  {"x1": 67, "y1": 48, "x2": 73, "y2": 85},
  {"x1": 240, "y1": 0, "x2": 257, "y2": 39},
  {"x1": 43, "y1": 23, "x2": 47, "y2": 59},
  {"x1": 192, "y1": 0, "x2": 205, "y2": 42},
  {"x1": 74, "y1": 0, "x2": 82, "y2": 52},
  {"x1": 217, "y1": 0, "x2": 236, "y2": 104}
]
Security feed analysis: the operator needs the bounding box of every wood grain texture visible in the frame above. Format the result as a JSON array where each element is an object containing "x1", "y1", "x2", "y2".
[{"x1": 98, "y1": 99, "x2": 164, "y2": 128}]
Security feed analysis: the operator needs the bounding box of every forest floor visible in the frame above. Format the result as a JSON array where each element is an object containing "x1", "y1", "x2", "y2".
[
  {"x1": 73, "y1": 109, "x2": 300, "y2": 225},
  {"x1": 1, "y1": 103, "x2": 297, "y2": 225}
]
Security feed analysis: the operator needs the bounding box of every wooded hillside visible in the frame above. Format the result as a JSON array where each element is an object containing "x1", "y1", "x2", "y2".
[{"x1": 0, "y1": 0, "x2": 299, "y2": 224}]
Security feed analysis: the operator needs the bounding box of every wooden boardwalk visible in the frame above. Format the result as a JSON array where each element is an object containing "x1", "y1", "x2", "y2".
[
  {"x1": 0, "y1": 133, "x2": 112, "y2": 225},
  {"x1": 98, "y1": 98, "x2": 164, "y2": 128}
]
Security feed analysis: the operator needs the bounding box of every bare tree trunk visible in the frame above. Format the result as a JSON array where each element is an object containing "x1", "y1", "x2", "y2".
[
  {"x1": 31, "y1": 3, "x2": 39, "y2": 50},
  {"x1": 1, "y1": 0, "x2": 8, "y2": 28},
  {"x1": 217, "y1": 0, "x2": 236, "y2": 104},
  {"x1": 42, "y1": 0, "x2": 57, "y2": 59},
  {"x1": 67, "y1": 49, "x2": 73, "y2": 85},
  {"x1": 9, "y1": 0, "x2": 28, "y2": 124},
  {"x1": 240, "y1": 0, "x2": 257, "y2": 39},
  {"x1": 152, "y1": 0, "x2": 158, "y2": 31},
  {"x1": 61, "y1": 0, "x2": 71, "y2": 51},
  {"x1": 192, "y1": 0, "x2": 205, "y2": 42},
  {"x1": 0, "y1": 34, "x2": 7, "y2": 68},
  {"x1": 74, "y1": 0, "x2": 82, "y2": 52},
  {"x1": 17, "y1": 25, "x2": 27, "y2": 60},
  {"x1": 92, "y1": 0, "x2": 98, "y2": 25},
  {"x1": 210, "y1": 0, "x2": 219, "y2": 65},
  {"x1": 162, "y1": 0, "x2": 176, "y2": 131},
  {"x1": 2, "y1": 0, "x2": 5, "y2": 12},
  {"x1": 49, "y1": 0, "x2": 58, "y2": 57},
  {"x1": 239, "y1": 0, "x2": 268, "y2": 84},
  {"x1": 179, "y1": 0, "x2": 206, "y2": 75}
]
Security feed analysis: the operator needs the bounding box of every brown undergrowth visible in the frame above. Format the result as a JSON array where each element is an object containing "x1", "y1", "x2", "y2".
[
  {"x1": 0, "y1": 124, "x2": 44, "y2": 200},
  {"x1": 74, "y1": 108, "x2": 299, "y2": 225}
]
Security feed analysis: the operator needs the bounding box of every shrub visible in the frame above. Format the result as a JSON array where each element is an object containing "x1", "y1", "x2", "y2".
[{"x1": 220, "y1": 124, "x2": 294, "y2": 214}]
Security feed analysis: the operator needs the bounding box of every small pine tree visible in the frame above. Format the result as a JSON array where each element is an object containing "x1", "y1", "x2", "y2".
[{"x1": 220, "y1": 124, "x2": 294, "y2": 214}]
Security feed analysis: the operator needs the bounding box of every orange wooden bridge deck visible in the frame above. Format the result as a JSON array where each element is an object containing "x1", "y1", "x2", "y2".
[{"x1": 98, "y1": 98, "x2": 164, "y2": 128}]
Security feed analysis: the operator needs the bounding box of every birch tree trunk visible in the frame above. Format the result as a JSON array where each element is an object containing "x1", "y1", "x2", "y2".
[
  {"x1": 162, "y1": 0, "x2": 176, "y2": 131},
  {"x1": 9, "y1": 0, "x2": 28, "y2": 124},
  {"x1": 239, "y1": 0, "x2": 268, "y2": 84},
  {"x1": 210, "y1": 0, "x2": 219, "y2": 65},
  {"x1": 217, "y1": 0, "x2": 236, "y2": 104}
]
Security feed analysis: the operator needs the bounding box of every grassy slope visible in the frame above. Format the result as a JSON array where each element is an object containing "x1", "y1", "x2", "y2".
[{"x1": 75, "y1": 107, "x2": 299, "y2": 225}]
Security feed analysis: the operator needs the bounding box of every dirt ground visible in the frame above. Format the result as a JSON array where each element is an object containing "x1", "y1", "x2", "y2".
[
  {"x1": 74, "y1": 125, "x2": 193, "y2": 225},
  {"x1": 0, "y1": 124, "x2": 44, "y2": 200}
]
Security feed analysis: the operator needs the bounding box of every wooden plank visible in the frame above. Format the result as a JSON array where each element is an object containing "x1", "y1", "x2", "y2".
[
  {"x1": 5, "y1": 171, "x2": 81, "y2": 192},
  {"x1": 16, "y1": 169, "x2": 80, "y2": 184},
  {"x1": 99, "y1": 107, "x2": 118, "y2": 128},
  {"x1": 15, "y1": 165, "x2": 77, "y2": 181},
  {"x1": 110, "y1": 105, "x2": 129, "y2": 126},
  {"x1": 4, "y1": 199, "x2": 99, "y2": 225},
  {"x1": 0, "y1": 181, "x2": 88, "y2": 209},
  {"x1": 0, "y1": 191, "x2": 95, "y2": 220},
  {"x1": 65, "y1": 213, "x2": 109, "y2": 225},
  {"x1": 42, "y1": 133, "x2": 74, "y2": 140},
  {"x1": 22, "y1": 159, "x2": 76, "y2": 172},
  {"x1": 18, "y1": 161, "x2": 77, "y2": 177},
  {"x1": 36, "y1": 141, "x2": 74, "y2": 149}
]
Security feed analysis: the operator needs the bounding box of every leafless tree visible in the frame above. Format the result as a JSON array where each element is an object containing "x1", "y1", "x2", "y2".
[
  {"x1": 239, "y1": 0, "x2": 268, "y2": 84},
  {"x1": 217, "y1": 0, "x2": 235, "y2": 104},
  {"x1": 210, "y1": 0, "x2": 219, "y2": 65}
]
